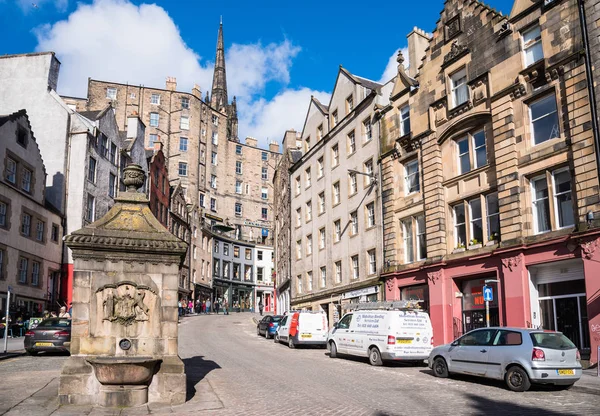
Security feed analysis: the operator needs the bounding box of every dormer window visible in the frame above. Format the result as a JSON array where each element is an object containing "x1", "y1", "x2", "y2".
[
  {"x1": 399, "y1": 105, "x2": 411, "y2": 136},
  {"x1": 450, "y1": 68, "x2": 468, "y2": 107},
  {"x1": 346, "y1": 95, "x2": 354, "y2": 113},
  {"x1": 317, "y1": 124, "x2": 323, "y2": 140},
  {"x1": 332, "y1": 110, "x2": 339, "y2": 127},
  {"x1": 17, "y1": 127, "x2": 28, "y2": 148},
  {"x1": 522, "y1": 25, "x2": 543, "y2": 67}
]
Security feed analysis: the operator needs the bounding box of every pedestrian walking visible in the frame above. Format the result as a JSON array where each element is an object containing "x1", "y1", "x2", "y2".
[
  {"x1": 195, "y1": 299, "x2": 201, "y2": 314},
  {"x1": 178, "y1": 300, "x2": 183, "y2": 317},
  {"x1": 206, "y1": 299, "x2": 211, "y2": 314},
  {"x1": 188, "y1": 300, "x2": 193, "y2": 314},
  {"x1": 258, "y1": 300, "x2": 264, "y2": 316},
  {"x1": 223, "y1": 299, "x2": 229, "y2": 315},
  {"x1": 215, "y1": 299, "x2": 220, "y2": 315}
]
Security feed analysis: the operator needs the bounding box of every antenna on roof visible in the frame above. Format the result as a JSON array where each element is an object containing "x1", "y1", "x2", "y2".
[{"x1": 220, "y1": 15, "x2": 223, "y2": 25}]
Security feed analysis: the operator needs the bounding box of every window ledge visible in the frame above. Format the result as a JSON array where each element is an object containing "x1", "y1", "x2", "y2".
[{"x1": 442, "y1": 164, "x2": 489, "y2": 188}]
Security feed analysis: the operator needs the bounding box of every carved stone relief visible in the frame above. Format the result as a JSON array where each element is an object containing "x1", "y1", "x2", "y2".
[
  {"x1": 97, "y1": 282, "x2": 156, "y2": 326},
  {"x1": 470, "y1": 78, "x2": 488, "y2": 105},
  {"x1": 433, "y1": 101, "x2": 448, "y2": 126}
]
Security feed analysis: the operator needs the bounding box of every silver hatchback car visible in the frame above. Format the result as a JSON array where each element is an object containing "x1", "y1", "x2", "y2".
[{"x1": 428, "y1": 327, "x2": 582, "y2": 392}]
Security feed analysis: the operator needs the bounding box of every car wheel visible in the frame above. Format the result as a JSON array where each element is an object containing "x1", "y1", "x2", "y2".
[
  {"x1": 368, "y1": 347, "x2": 383, "y2": 366},
  {"x1": 264, "y1": 330, "x2": 270, "y2": 339},
  {"x1": 288, "y1": 337, "x2": 295, "y2": 349},
  {"x1": 433, "y1": 357, "x2": 449, "y2": 378},
  {"x1": 329, "y1": 341, "x2": 338, "y2": 358},
  {"x1": 274, "y1": 334, "x2": 280, "y2": 344},
  {"x1": 256, "y1": 327, "x2": 261, "y2": 336},
  {"x1": 505, "y1": 366, "x2": 531, "y2": 392}
]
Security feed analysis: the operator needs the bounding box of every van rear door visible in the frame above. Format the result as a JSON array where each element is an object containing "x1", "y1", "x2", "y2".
[
  {"x1": 390, "y1": 311, "x2": 433, "y2": 358},
  {"x1": 298, "y1": 313, "x2": 328, "y2": 341}
]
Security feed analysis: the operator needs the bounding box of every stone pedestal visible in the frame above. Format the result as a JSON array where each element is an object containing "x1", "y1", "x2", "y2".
[{"x1": 58, "y1": 165, "x2": 187, "y2": 407}]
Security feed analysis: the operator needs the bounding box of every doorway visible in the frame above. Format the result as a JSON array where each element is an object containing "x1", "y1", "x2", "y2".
[
  {"x1": 539, "y1": 292, "x2": 589, "y2": 351},
  {"x1": 460, "y1": 278, "x2": 499, "y2": 334}
]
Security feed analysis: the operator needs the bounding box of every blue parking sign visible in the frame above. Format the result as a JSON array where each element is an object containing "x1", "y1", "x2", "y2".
[{"x1": 483, "y1": 285, "x2": 493, "y2": 302}]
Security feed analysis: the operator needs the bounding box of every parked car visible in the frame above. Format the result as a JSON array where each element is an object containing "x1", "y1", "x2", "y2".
[
  {"x1": 24, "y1": 317, "x2": 71, "y2": 355},
  {"x1": 327, "y1": 308, "x2": 433, "y2": 366},
  {"x1": 429, "y1": 327, "x2": 582, "y2": 392},
  {"x1": 275, "y1": 311, "x2": 328, "y2": 348},
  {"x1": 257, "y1": 315, "x2": 283, "y2": 339}
]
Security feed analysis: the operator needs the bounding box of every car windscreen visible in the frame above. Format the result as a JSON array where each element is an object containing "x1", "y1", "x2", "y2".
[
  {"x1": 37, "y1": 319, "x2": 71, "y2": 328},
  {"x1": 530, "y1": 332, "x2": 576, "y2": 350}
]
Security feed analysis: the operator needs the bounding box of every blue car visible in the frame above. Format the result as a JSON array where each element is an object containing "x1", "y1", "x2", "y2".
[{"x1": 257, "y1": 315, "x2": 283, "y2": 339}]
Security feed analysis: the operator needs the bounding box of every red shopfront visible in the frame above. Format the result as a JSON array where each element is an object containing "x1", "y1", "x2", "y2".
[{"x1": 384, "y1": 235, "x2": 600, "y2": 366}]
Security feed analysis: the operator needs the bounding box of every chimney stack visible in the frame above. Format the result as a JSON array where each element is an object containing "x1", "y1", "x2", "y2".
[
  {"x1": 166, "y1": 76, "x2": 177, "y2": 91},
  {"x1": 269, "y1": 141, "x2": 280, "y2": 153},
  {"x1": 245, "y1": 137, "x2": 258, "y2": 148},
  {"x1": 192, "y1": 84, "x2": 202, "y2": 99},
  {"x1": 406, "y1": 27, "x2": 431, "y2": 78},
  {"x1": 282, "y1": 130, "x2": 298, "y2": 150}
]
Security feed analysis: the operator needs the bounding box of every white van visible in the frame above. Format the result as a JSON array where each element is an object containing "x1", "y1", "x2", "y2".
[
  {"x1": 275, "y1": 311, "x2": 328, "y2": 348},
  {"x1": 327, "y1": 303, "x2": 433, "y2": 366}
]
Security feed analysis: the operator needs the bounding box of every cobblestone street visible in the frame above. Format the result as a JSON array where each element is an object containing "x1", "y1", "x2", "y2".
[{"x1": 1, "y1": 314, "x2": 600, "y2": 415}]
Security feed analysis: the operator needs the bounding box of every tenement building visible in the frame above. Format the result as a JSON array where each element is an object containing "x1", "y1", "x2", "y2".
[
  {"x1": 274, "y1": 130, "x2": 303, "y2": 314},
  {"x1": 0, "y1": 110, "x2": 63, "y2": 316},
  {"x1": 379, "y1": 0, "x2": 600, "y2": 367},
  {"x1": 288, "y1": 69, "x2": 392, "y2": 324}
]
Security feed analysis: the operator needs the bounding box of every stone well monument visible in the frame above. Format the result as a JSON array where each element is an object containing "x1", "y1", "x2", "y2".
[{"x1": 59, "y1": 165, "x2": 187, "y2": 407}]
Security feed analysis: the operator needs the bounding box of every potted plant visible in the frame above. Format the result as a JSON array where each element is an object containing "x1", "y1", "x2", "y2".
[
  {"x1": 453, "y1": 242, "x2": 466, "y2": 253},
  {"x1": 469, "y1": 238, "x2": 482, "y2": 249},
  {"x1": 486, "y1": 233, "x2": 498, "y2": 246}
]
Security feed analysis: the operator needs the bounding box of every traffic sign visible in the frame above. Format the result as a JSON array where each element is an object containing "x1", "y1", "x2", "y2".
[{"x1": 483, "y1": 285, "x2": 493, "y2": 302}]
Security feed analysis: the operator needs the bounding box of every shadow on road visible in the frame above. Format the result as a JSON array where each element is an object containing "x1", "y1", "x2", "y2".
[
  {"x1": 183, "y1": 355, "x2": 221, "y2": 401},
  {"x1": 465, "y1": 393, "x2": 570, "y2": 415}
]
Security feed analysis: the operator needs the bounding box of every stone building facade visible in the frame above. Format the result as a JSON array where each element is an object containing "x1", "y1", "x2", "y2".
[
  {"x1": 274, "y1": 130, "x2": 303, "y2": 315},
  {"x1": 379, "y1": 0, "x2": 600, "y2": 366},
  {"x1": 146, "y1": 142, "x2": 170, "y2": 229},
  {"x1": 288, "y1": 68, "x2": 392, "y2": 325},
  {"x1": 0, "y1": 110, "x2": 63, "y2": 316},
  {"x1": 169, "y1": 184, "x2": 192, "y2": 302}
]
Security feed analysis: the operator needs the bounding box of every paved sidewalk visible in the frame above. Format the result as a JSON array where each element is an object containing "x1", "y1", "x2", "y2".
[{"x1": 0, "y1": 336, "x2": 25, "y2": 360}]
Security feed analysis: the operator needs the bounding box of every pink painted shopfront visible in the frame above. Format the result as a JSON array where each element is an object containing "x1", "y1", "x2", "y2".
[{"x1": 385, "y1": 235, "x2": 600, "y2": 366}]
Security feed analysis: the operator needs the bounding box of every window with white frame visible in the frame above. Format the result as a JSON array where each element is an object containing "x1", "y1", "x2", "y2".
[
  {"x1": 351, "y1": 255, "x2": 359, "y2": 279},
  {"x1": 305, "y1": 136, "x2": 311, "y2": 152},
  {"x1": 0, "y1": 202, "x2": 7, "y2": 228},
  {"x1": 457, "y1": 137, "x2": 470, "y2": 175},
  {"x1": 262, "y1": 167, "x2": 268, "y2": 180},
  {"x1": 179, "y1": 137, "x2": 188, "y2": 152},
  {"x1": 334, "y1": 219, "x2": 341, "y2": 242},
  {"x1": 332, "y1": 110, "x2": 338, "y2": 127},
  {"x1": 212, "y1": 114, "x2": 219, "y2": 125},
  {"x1": 472, "y1": 129, "x2": 487, "y2": 168},
  {"x1": 21, "y1": 213, "x2": 31, "y2": 236},
  {"x1": 402, "y1": 217, "x2": 414, "y2": 263},
  {"x1": 319, "y1": 227, "x2": 326, "y2": 249},
  {"x1": 363, "y1": 118, "x2": 372, "y2": 142},
  {"x1": 317, "y1": 157, "x2": 324, "y2": 178},
  {"x1": 181, "y1": 97, "x2": 190, "y2": 109},
  {"x1": 332, "y1": 144, "x2": 339, "y2": 167},
  {"x1": 320, "y1": 267, "x2": 326, "y2": 288},
  {"x1": 262, "y1": 208, "x2": 268, "y2": 220},
  {"x1": 151, "y1": 93, "x2": 160, "y2": 105},
  {"x1": 31, "y1": 261, "x2": 40, "y2": 286},
  {"x1": 149, "y1": 134, "x2": 158, "y2": 147},
  {"x1": 317, "y1": 124, "x2": 323, "y2": 140},
  {"x1": 318, "y1": 192, "x2": 325, "y2": 214},
  {"x1": 486, "y1": 193, "x2": 500, "y2": 240},
  {"x1": 532, "y1": 175, "x2": 551, "y2": 233},
  {"x1": 366, "y1": 202, "x2": 375, "y2": 228},
  {"x1": 295, "y1": 176, "x2": 301, "y2": 195},
  {"x1": 297, "y1": 275, "x2": 302, "y2": 294},
  {"x1": 106, "y1": 87, "x2": 117, "y2": 99},
  {"x1": 88, "y1": 157, "x2": 97, "y2": 183},
  {"x1": 450, "y1": 68, "x2": 468, "y2": 107},
  {"x1": 5, "y1": 158, "x2": 16, "y2": 184},
  {"x1": 530, "y1": 94, "x2": 559, "y2": 145},
  {"x1": 296, "y1": 208, "x2": 302, "y2": 227},
  {"x1": 235, "y1": 180, "x2": 242, "y2": 194},
  {"x1": 210, "y1": 175, "x2": 217, "y2": 189},
  {"x1": 349, "y1": 172, "x2": 358, "y2": 195},
  {"x1": 150, "y1": 112, "x2": 159, "y2": 127},
  {"x1": 350, "y1": 211, "x2": 358, "y2": 235},
  {"x1": 368, "y1": 250, "x2": 376, "y2": 275},
  {"x1": 522, "y1": 25, "x2": 543, "y2": 67},
  {"x1": 180, "y1": 116, "x2": 189, "y2": 130},
  {"x1": 210, "y1": 198, "x2": 217, "y2": 211},
  {"x1": 405, "y1": 159, "x2": 419, "y2": 194},
  {"x1": 306, "y1": 201, "x2": 312, "y2": 221},
  {"x1": 261, "y1": 187, "x2": 268, "y2": 200},
  {"x1": 364, "y1": 159, "x2": 374, "y2": 185},
  {"x1": 553, "y1": 169, "x2": 574, "y2": 228},
  {"x1": 456, "y1": 128, "x2": 487, "y2": 175},
  {"x1": 86, "y1": 194, "x2": 95, "y2": 222},
  {"x1": 212, "y1": 131, "x2": 218, "y2": 145},
  {"x1": 236, "y1": 144, "x2": 242, "y2": 155},
  {"x1": 262, "y1": 152, "x2": 268, "y2": 161},
  {"x1": 348, "y1": 130, "x2": 356, "y2": 154},
  {"x1": 21, "y1": 168, "x2": 32, "y2": 193},
  {"x1": 236, "y1": 161, "x2": 242, "y2": 175},
  {"x1": 333, "y1": 182, "x2": 340, "y2": 205},
  {"x1": 305, "y1": 168, "x2": 311, "y2": 188},
  {"x1": 469, "y1": 198, "x2": 483, "y2": 244},
  {"x1": 178, "y1": 162, "x2": 188, "y2": 176},
  {"x1": 36, "y1": 221, "x2": 44, "y2": 241},
  {"x1": 416, "y1": 214, "x2": 426, "y2": 260},
  {"x1": 307, "y1": 271, "x2": 313, "y2": 291},
  {"x1": 235, "y1": 203, "x2": 242, "y2": 217},
  {"x1": 454, "y1": 203, "x2": 467, "y2": 247},
  {"x1": 211, "y1": 151, "x2": 218, "y2": 165},
  {"x1": 296, "y1": 240, "x2": 302, "y2": 259},
  {"x1": 335, "y1": 261, "x2": 342, "y2": 283},
  {"x1": 400, "y1": 105, "x2": 411, "y2": 136},
  {"x1": 18, "y1": 257, "x2": 28, "y2": 283},
  {"x1": 346, "y1": 95, "x2": 354, "y2": 112},
  {"x1": 306, "y1": 234, "x2": 313, "y2": 256}
]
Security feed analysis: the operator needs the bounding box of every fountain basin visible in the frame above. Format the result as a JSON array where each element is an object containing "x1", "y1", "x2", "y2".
[{"x1": 86, "y1": 357, "x2": 161, "y2": 386}]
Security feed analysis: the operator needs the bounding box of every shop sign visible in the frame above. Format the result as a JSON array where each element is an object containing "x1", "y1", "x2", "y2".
[
  {"x1": 462, "y1": 279, "x2": 498, "y2": 310},
  {"x1": 205, "y1": 213, "x2": 223, "y2": 222},
  {"x1": 342, "y1": 286, "x2": 379, "y2": 299}
]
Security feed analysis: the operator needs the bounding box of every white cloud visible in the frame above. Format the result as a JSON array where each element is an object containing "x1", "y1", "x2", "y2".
[
  {"x1": 34, "y1": 0, "x2": 315, "y2": 147},
  {"x1": 378, "y1": 47, "x2": 409, "y2": 83},
  {"x1": 19, "y1": 0, "x2": 69, "y2": 14},
  {"x1": 238, "y1": 88, "x2": 330, "y2": 143}
]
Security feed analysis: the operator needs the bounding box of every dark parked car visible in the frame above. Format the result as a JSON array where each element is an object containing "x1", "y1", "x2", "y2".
[
  {"x1": 24, "y1": 318, "x2": 71, "y2": 355},
  {"x1": 257, "y1": 315, "x2": 283, "y2": 339}
]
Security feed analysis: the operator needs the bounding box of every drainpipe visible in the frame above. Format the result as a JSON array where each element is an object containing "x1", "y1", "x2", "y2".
[{"x1": 578, "y1": 0, "x2": 600, "y2": 204}]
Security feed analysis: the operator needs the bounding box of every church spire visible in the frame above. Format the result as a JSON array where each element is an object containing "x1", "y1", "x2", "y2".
[{"x1": 211, "y1": 20, "x2": 228, "y2": 110}]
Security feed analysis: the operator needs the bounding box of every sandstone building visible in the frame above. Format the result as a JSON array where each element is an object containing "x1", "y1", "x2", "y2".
[
  {"x1": 379, "y1": 0, "x2": 600, "y2": 366},
  {"x1": 286, "y1": 68, "x2": 392, "y2": 324},
  {"x1": 0, "y1": 110, "x2": 62, "y2": 316}
]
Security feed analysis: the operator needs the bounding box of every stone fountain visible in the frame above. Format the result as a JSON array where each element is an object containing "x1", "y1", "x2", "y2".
[{"x1": 58, "y1": 165, "x2": 187, "y2": 407}]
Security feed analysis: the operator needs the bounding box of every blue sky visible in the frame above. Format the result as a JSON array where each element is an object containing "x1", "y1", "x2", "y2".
[{"x1": 0, "y1": 0, "x2": 516, "y2": 144}]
